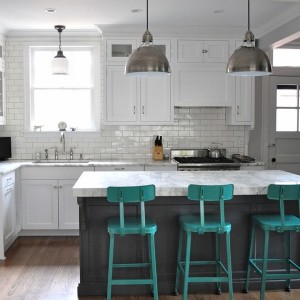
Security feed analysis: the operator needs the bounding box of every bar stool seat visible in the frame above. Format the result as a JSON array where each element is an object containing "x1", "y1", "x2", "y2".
[
  {"x1": 108, "y1": 216, "x2": 157, "y2": 234},
  {"x1": 106, "y1": 184, "x2": 158, "y2": 300},
  {"x1": 174, "y1": 184, "x2": 234, "y2": 300},
  {"x1": 244, "y1": 184, "x2": 300, "y2": 300}
]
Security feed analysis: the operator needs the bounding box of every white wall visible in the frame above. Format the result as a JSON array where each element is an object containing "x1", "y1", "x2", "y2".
[{"x1": 0, "y1": 39, "x2": 249, "y2": 160}]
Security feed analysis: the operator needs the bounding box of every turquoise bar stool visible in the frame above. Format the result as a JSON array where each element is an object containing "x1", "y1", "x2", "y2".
[
  {"x1": 106, "y1": 184, "x2": 158, "y2": 300},
  {"x1": 174, "y1": 184, "x2": 234, "y2": 300},
  {"x1": 244, "y1": 184, "x2": 300, "y2": 300}
]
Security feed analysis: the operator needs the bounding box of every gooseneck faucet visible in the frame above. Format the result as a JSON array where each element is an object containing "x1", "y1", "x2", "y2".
[{"x1": 60, "y1": 131, "x2": 66, "y2": 153}]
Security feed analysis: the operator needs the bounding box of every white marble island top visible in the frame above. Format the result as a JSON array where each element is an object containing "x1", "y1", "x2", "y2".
[{"x1": 73, "y1": 170, "x2": 300, "y2": 197}]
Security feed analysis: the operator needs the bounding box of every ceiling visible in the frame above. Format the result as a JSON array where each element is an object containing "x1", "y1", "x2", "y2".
[{"x1": 1, "y1": 0, "x2": 300, "y2": 38}]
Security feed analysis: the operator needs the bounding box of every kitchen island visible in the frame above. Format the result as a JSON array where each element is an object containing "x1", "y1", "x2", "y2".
[{"x1": 73, "y1": 170, "x2": 300, "y2": 296}]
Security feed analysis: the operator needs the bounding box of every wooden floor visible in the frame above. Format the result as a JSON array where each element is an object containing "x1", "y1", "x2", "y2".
[{"x1": 0, "y1": 237, "x2": 299, "y2": 300}]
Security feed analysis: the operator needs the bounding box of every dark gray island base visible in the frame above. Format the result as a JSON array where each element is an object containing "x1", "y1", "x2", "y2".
[{"x1": 77, "y1": 194, "x2": 300, "y2": 296}]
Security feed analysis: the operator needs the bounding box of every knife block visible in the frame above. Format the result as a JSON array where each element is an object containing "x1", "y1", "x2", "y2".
[{"x1": 153, "y1": 146, "x2": 163, "y2": 161}]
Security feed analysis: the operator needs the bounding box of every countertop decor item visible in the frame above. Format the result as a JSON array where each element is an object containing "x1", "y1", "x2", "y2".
[
  {"x1": 58, "y1": 121, "x2": 67, "y2": 131},
  {"x1": 52, "y1": 25, "x2": 69, "y2": 75},
  {"x1": 226, "y1": 0, "x2": 272, "y2": 76},
  {"x1": 124, "y1": 0, "x2": 170, "y2": 77}
]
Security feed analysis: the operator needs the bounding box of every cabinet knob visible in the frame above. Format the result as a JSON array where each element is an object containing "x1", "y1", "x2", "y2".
[{"x1": 202, "y1": 49, "x2": 208, "y2": 53}]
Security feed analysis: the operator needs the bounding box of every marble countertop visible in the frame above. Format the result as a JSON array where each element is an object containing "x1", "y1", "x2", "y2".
[
  {"x1": 0, "y1": 159, "x2": 177, "y2": 174},
  {"x1": 73, "y1": 170, "x2": 300, "y2": 197}
]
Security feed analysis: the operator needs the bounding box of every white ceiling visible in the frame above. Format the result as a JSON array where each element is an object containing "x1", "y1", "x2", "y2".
[{"x1": 1, "y1": 0, "x2": 300, "y2": 38}]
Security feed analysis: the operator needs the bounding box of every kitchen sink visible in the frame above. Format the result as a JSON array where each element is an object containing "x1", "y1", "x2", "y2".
[{"x1": 34, "y1": 159, "x2": 90, "y2": 164}]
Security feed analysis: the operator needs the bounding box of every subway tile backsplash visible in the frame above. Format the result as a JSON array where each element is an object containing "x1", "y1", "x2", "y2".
[{"x1": 0, "y1": 40, "x2": 249, "y2": 160}]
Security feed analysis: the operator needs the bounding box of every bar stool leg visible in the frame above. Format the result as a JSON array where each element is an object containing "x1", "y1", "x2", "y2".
[
  {"x1": 107, "y1": 233, "x2": 115, "y2": 300},
  {"x1": 174, "y1": 228, "x2": 184, "y2": 295},
  {"x1": 226, "y1": 232, "x2": 233, "y2": 300},
  {"x1": 149, "y1": 233, "x2": 158, "y2": 300},
  {"x1": 215, "y1": 233, "x2": 221, "y2": 295},
  {"x1": 148, "y1": 235, "x2": 154, "y2": 294},
  {"x1": 244, "y1": 223, "x2": 256, "y2": 293},
  {"x1": 260, "y1": 230, "x2": 270, "y2": 300},
  {"x1": 285, "y1": 231, "x2": 291, "y2": 292},
  {"x1": 183, "y1": 231, "x2": 192, "y2": 300}
]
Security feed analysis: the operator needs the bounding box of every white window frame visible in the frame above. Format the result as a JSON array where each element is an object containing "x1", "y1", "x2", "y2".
[{"x1": 23, "y1": 41, "x2": 100, "y2": 133}]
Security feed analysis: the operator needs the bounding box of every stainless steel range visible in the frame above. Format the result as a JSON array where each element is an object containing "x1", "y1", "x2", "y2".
[{"x1": 170, "y1": 148, "x2": 240, "y2": 171}]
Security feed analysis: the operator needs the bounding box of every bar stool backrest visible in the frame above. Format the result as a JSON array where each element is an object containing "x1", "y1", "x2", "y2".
[
  {"x1": 267, "y1": 184, "x2": 300, "y2": 229},
  {"x1": 107, "y1": 184, "x2": 156, "y2": 235},
  {"x1": 187, "y1": 184, "x2": 234, "y2": 232}
]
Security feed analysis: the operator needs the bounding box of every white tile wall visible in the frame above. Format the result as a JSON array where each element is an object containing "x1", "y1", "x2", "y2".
[{"x1": 0, "y1": 40, "x2": 249, "y2": 160}]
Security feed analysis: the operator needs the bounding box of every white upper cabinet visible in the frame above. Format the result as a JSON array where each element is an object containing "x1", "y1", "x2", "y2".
[
  {"x1": 177, "y1": 40, "x2": 229, "y2": 63},
  {"x1": 104, "y1": 39, "x2": 172, "y2": 124},
  {"x1": 225, "y1": 40, "x2": 255, "y2": 126},
  {"x1": 174, "y1": 39, "x2": 232, "y2": 107}
]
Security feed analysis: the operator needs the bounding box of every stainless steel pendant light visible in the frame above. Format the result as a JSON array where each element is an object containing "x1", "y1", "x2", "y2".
[
  {"x1": 125, "y1": 0, "x2": 170, "y2": 76},
  {"x1": 52, "y1": 25, "x2": 69, "y2": 75},
  {"x1": 226, "y1": 0, "x2": 272, "y2": 76}
]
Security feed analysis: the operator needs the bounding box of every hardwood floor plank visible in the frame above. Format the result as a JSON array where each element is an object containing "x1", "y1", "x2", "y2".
[{"x1": 0, "y1": 237, "x2": 299, "y2": 300}]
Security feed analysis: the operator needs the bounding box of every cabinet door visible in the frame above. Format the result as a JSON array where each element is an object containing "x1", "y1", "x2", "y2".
[
  {"x1": 106, "y1": 39, "x2": 137, "y2": 62},
  {"x1": 203, "y1": 40, "x2": 229, "y2": 63},
  {"x1": 106, "y1": 66, "x2": 138, "y2": 122},
  {"x1": 177, "y1": 40, "x2": 204, "y2": 62},
  {"x1": 226, "y1": 77, "x2": 254, "y2": 126},
  {"x1": 174, "y1": 64, "x2": 232, "y2": 106},
  {"x1": 177, "y1": 40, "x2": 229, "y2": 63},
  {"x1": 21, "y1": 180, "x2": 58, "y2": 230},
  {"x1": 140, "y1": 76, "x2": 171, "y2": 122},
  {"x1": 3, "y1": 183, "x2": 16, "y2": 250},
  {"x1": 59, "y1": 179, "x2": 79, "y2": 230}
]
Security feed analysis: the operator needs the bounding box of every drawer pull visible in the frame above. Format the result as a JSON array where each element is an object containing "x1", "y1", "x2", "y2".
[
  {"x1": 6, "y1": 187, "x2": 13, "y2": 193},
  {"x1": 114, "y1": 167, "x2": 125, "y2": 171}
]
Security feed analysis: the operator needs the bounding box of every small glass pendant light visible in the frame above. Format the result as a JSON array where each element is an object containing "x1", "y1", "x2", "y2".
[
  {"x1": 226, "y1": 0, "x2": 272, "y2": 76},
  {"x1": 52, "y1": 25, "x2": 69, "y2": 75},
  {"x1": 125, "y1": 0, "x2": 170, "y2": 77}
]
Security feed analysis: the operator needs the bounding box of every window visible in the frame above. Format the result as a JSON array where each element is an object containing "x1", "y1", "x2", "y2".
[
  {"x1": 273, "y1": 48, "x2": 300, "y2": 67},
  {"x1": 276, "y1": 85, "x2": 300, "y2": 131},
  {"x1": 25, "y1": 42, "x2": 100, "y2": 132}
]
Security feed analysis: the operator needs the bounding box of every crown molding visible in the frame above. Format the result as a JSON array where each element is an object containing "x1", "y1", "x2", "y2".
[
  {"x1": 96, "y1": 24, "x2": 243, "y2": 39},
  {"x1": 256, "y1": 3, "x2": 300, "y2": 38}
]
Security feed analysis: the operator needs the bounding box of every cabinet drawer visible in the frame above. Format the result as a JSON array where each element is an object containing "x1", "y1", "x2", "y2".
[
  {"x1": 21, "y1": 166, "x2": 94, "y2": 180},
  {"x1": 2, "y1": 171, "x2": 15, "y2": 187},
  {"x1": 94, "y1": 165, "x2": 144, "y2": 171}
]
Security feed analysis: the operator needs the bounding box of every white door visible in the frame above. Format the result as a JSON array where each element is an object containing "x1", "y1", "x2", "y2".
[
  {"x1": 268, "y1": 76, "x2": 300, "y2": 174},
  {"x1": 58, "y1": 179, "x2": 79, "y2": 230},
  {"x1": 106, "y1": 65, "x2": 138, "y2": 122},
  {"x1": 22, "y1": 179, "x2": 59, "y2": 229},
  {"x1": 140, "y1": 76, "x2": 171, "y2": 122}
]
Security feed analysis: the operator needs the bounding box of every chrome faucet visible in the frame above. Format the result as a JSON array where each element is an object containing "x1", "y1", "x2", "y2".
[
  {"x1": 60, "y1": 131, "x2": 66, "y2": 153},
  {"x1": 54, "y1": 147, "x2": 58, "y2": 160}
]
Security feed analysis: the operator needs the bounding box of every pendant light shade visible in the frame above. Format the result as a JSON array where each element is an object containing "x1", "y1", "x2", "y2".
[
  {"x1": 52, "y1": 25, "x2": 69, "y2": 75},
  {"x1": 226, "y1": 1, "x2": 272, "y2": 76},
  {"x1": 125, "y1": 0, "x2": 170, "y2": 76}
]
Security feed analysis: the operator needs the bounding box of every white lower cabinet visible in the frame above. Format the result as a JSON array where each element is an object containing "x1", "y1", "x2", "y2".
[
  {"x1": 0, "y1": 171, "x2": 17, "y2": 259},
  {"x1": 21, "y1": 166, "x2": 93, "y2": 232}
]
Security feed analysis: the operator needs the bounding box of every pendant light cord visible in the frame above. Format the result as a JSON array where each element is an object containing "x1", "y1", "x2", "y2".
[
  {"x1": 58, "y1": 31, "x2": 62, "y2": 51},
  {"x1": 146, "y1": 0, "x2": 149, "y2": 31},
  {"x1": 248, "y1": 0, "x2": 250, "y2": 31}
]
